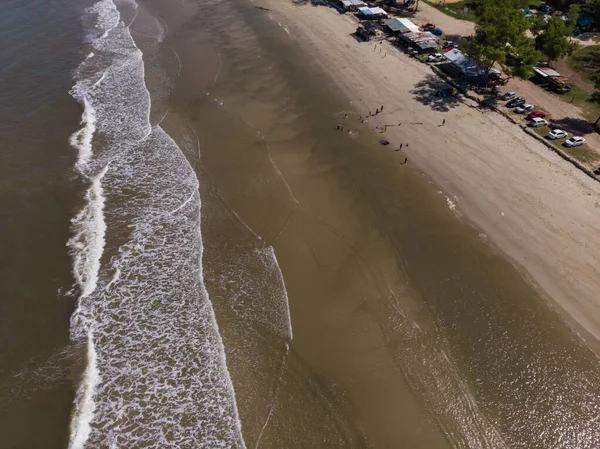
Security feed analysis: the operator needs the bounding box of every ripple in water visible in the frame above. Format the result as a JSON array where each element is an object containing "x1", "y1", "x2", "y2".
[{"x1": 66, "y1": 0, "x2": 245, "y2": 447}]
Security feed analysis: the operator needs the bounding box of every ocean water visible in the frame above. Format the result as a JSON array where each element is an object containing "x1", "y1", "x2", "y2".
[
  {"x1": 65, "y1": 0, "x2": 250, "y2": 447},
  {"x1": 3, "y1": 0, "x2": 600, "y2": 447}
]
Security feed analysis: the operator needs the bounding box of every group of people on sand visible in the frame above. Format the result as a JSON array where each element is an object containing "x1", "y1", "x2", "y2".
[{"x1": 336, "y1": 105, "x2": 409, "y2": 165}]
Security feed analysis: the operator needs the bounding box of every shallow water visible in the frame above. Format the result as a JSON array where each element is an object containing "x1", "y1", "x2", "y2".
[{"x1": 2, "y1": 0, "x2": 600, "y2": 447}]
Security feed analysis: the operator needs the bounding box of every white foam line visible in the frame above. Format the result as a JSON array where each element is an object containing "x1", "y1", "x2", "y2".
[
  {"x1": 218, "y1": 194, "x2": 262, "y2": 240},
  {"x1": 254, "y1": 344, "x2": 290, "y2": 449},
  {"x1": 68, "y1": 164, "x2": 110, "y2": 298},
  {"x1": 68, "y1": 331, "x2": 100, "y2": 449},
  {"x1": 259, "y1": 133, "x2": 299, "y2": 205},
  {"x1": 156, "y1": 110, "x2": 169, "y2": 126},
  {"x1": 69, "y1": 97, "x2": 97, "y2": 169},
  {"x1": 104, "y1": 266, "x2": 121, "y2": 292},
  {"x1": 213, "y1": 53, "x2": 222, "y2": 86},
  {"x1": 166, "y1": 45, "x2": 182, "y2": 78},
  {"x1": 168, "y1": 189, "x2": 195, "y2": 215},
  {"x1": 196, "y1": 199, "x2": 248, "y2": 449},
  {"x1": 272, "y1": 208, "x2": 295, "y2": 244},
  {"x1": 267, "y1": 246, "x2": 293, "y2": 340},
  {"x1": 93, "y1": 72, "x2": 106, "y2": 87},
  {"x1": 156, "y1": 15, "x2": 169, "y2": 43}
]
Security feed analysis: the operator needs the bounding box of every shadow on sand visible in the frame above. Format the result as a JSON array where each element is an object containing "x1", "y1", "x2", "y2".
[
  {"x1": 550, "y1": 117, "x2": 597, "y2": 135},
  {"x1": 410, "y1": 75, "x2": 461, "y2": 112}
]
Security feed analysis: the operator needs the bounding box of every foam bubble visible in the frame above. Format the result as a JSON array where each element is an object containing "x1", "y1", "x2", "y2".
[
  {"x1": 69, "y1": 96, "x2": 96, "y2": 169},
  {"x1": 67, "y1": 164, "x2": 109, "y2": 299},
  {"x1": 66, "y1": 0, "x2": 246, "y2": 447},
  {"x1": 68, "y1": 332, "x2": 100, "y2": 449}
]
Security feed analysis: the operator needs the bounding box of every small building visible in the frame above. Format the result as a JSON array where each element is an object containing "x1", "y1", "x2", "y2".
[
  {"x1": 398, "y1": 31, "x2": 439, "y2": 53},
  {"x1": 383, "y1": 17, "x2": 420, "y2": 35},
  {"x1": 443, "y1": 49, "x2": 487, "y2": 84},
  {"x1": 338, "y1": 0, "x2": 366, "y2": 12},
  {"x1": 357, "y1": 6, "x2": 388, "y2": 19},
  {"x1": 356, "y1": 21, "x2": 385, "y2": 41},
  {"x1": 533, "y1": 66, "x2": 570, "y2": 93}
]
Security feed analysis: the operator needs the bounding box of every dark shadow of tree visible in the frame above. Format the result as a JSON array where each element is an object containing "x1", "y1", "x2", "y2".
[
  {"x1": 410, "y1": 75, "x2": 461, "y2": 112},
  {"x1": 550, "y1": 117, "x2": 596, "y2": 135},
  {"x1": 443, "y1": 34, "x2": 463, "y2": 43}
]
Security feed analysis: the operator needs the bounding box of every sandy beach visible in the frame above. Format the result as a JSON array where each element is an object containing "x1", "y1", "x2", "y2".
[{"x1": 261, "y1": 1, "x2": 600, "y2": 348}]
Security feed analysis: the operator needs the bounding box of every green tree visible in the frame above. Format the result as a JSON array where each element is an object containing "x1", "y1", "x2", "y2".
[
  {"x1": 461, "y1": 3, "x2": 541, "y2": 80},
  {"x1": 532, "y1": 16, "x2": 578, "y2": 63},
  {"x1": 592, "y1": 77, "x2": 600, "y2": 126}
]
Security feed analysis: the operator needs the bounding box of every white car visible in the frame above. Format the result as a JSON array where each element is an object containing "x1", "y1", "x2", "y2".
[
  {"x1": 529, "y1": 118, "x2": 548, "y2": 127},
  {"x1": 514, "y1": 104, "x2": 534, "y2": 113},
  {"x1": 546, "y1": 129, "x2": 568, "y2": 139},
  {"x1": 427, "y1": 53, "x2": 444, "y2": 63},
  {"x1": 563, "y1": 136, "x2": 585, "y2": 147}
]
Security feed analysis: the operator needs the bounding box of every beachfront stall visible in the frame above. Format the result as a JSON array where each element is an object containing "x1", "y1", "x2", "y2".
[
  {"x1": 397, "y1": 31, "x2": 439, "y2": 53},
  {"x1": 533, "y1": 66, "x2": 571, "y2": 93},
  {"x1": 383, "y1": 17, "x2": 419, "y2": 36},
  {"x1": 357, "y1": 6, "x2": 388, "y2": 19},
  {"x1": 338, "y1": 0, "x2": 366, "y2": 12},
  {"x1": 443, "y1": 49, "x2": 486, "y2": 84}
]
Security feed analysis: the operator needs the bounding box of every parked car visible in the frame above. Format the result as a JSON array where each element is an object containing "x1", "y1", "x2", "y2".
[
  {"x1": 514, "y1": 104, "x2": 534, "y2": 113},
  {"x1": 422, "y1": 23, "x2": 436, "y2": 31},
  {"x1": 427, "y1": 53, "x2": 444, "y2": 63},
  {"x1": 443, "y1": 41, "x2": 456, "y2": 49},
  {"x1": 506, "y1": 96, "x2": 526, "y2": 107},
  {"x1": 529, "y1": 117, "x2": 548, "y2": 127},
  {"x1": 500, "y1": 91, "x2": 516, "y2": 101},
  {"x1": 527, "y1": 110, "x2": 547, "y2": 119},
  {"x1": 432, "y1": 28, "x2": 443, "y2": 36},
  {"x1": 563, "y1": 136, "x2": 585, "y2": 147},
  {"x1": 546, "y1": 129, "x2": 568, "y2": 139}
]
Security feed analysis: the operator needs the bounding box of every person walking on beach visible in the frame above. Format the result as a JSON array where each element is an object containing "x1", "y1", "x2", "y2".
[
  {"x1": 380, "y1": 105, "x2": 384, "y2": 111},
  {"x1": 399, "y1": 143, "x2": 403, "y2": 150},
  {"x1": 442, "y1": 118, "x2": 446, "y2": 126},
  {"x1": 336, "y1": 124, "x2": 341, "y2": 130},
  {"x1": 403, "y1": 157, "x2": 408, "y2": 164}
]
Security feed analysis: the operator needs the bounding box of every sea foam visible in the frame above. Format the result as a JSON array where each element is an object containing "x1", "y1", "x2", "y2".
[{"x1": 66, "y1": 0, "x2": 246, "y2": 447}]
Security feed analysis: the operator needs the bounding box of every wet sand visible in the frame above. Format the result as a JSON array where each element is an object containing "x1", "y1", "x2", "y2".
[
  {"x1": 262, "y1": 1, "x2": 600, "y2": 351},
  {"x1": 145, "y1": 0, "x2": 600, "y2": 447}
]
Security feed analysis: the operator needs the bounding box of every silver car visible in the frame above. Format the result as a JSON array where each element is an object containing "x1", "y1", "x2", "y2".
[{"x1": 563, "y1": 136, "x2": 585, "y2": 147}]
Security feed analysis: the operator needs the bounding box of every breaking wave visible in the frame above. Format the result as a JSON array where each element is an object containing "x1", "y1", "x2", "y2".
[{"x1": 66, "y1": 0, "x2": 246, "y2": 447}]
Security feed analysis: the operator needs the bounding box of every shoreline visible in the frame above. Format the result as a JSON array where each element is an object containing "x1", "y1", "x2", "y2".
[{"x1": 259, "y1": 0, "x2": 600, "y2": 353}]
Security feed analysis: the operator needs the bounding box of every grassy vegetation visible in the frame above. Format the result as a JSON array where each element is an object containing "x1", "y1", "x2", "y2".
[
  {"x1": 567, "y1": 45, "x2": 600, "y2": 84},
  {"x1": 423, "y1": 0, "x2": 545, "y2": 23},
  {"x1": 531, "y1": 125, "x2": 600, "y2": 166},
  {"x1": 547, "y1": 82, "x2": 600, "y2": 124},
  {"x1": 562, "y1": 144, "x2": 600, "y2": 164},
  {"x1": 423, "y1": 0, "x2": 478, "y2": 22}
]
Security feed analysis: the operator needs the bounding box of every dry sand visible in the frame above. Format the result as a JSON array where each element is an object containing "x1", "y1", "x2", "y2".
[{"x1": 261, "y1": 1, "x2": 600, "y2": 349}]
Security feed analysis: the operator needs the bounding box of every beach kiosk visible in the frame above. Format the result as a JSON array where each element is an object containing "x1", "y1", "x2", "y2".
[
  {"x1": 357, "y1": 6, "x2": 388, "y2": 19},
  {"x1": 443, "y1": 49, "x2": 487, "y2": 84},
  {"x1": 383, "y1": 17, "x2": 420, "y2": 36},
  {"x1": 338, "y1": 0, "x2": 366, "y2": 11}
]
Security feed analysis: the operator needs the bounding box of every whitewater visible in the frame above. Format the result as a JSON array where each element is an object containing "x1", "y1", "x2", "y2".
[{"x1": 66, "y1": 0, "x2": 246, "y2": 447}]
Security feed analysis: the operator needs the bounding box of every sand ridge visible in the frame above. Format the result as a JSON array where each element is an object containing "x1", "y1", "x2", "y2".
[{"x1": 260, "y1": 0, "x2": 600, "y2": 349}]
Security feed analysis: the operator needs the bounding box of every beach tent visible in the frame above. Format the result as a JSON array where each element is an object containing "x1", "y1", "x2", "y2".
[
  {"x1": 398, "y1": 31, "x2": 439, "y2": 53},
  {"x1": 383, "y1": 18, "x2": 419, "y2": 34},
  {"x1": 358, "y1": 6, "x2": 388, "y2": 19},
  {"x1": 339, "y1": 0, "x2": 366, "y2": 11}
]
